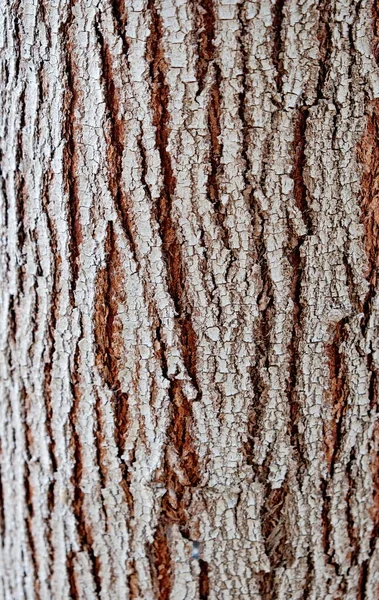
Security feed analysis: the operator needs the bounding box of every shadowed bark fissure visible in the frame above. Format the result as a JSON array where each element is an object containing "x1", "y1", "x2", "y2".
[{"x1": 62, "y1": 33, "x2": 82, "y2": 297}]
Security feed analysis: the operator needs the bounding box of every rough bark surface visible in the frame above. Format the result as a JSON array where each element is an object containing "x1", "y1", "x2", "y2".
[{"x1": 1, "y1": 1, "x2": 379, "y2": 599}]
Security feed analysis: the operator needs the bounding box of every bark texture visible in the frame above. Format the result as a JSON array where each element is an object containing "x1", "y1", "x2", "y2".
[{"x1": 1, "y1": 1, "x2": 379, "y2": 598}]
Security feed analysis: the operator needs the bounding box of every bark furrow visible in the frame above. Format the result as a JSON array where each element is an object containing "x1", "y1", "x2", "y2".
[{"x1": 1, "y1": 1, "x2": 379, "y2": 599}]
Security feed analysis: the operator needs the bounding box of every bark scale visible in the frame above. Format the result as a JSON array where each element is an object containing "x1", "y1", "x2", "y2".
[{"x1": 0, "y1": 1, "x2": 379, "y2": 599}]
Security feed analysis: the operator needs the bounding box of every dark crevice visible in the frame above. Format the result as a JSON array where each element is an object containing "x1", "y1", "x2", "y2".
[
  {"x1": 321, "y1": 491, "x2": 350, "y2": 600},
  {"x1": 237, "y1": 10, "x2": 276, "y2": 475},
  {"x1": 291, "y1": 109, "x2": 312, "y2": 234},
  {"x1": 316, "y1": 0, "x2": 334, "y2": 100},
  {"x1": 178, "y1": 316, "x2": 200, "y2": 391},
  {"x1": 95, "y1": 18, "x2": 138, "y2": 262},
  {"x1": 373, "y1": 0, "x2": 379, "y2": 66},
  {"x1": 0, "y1": 148, "x2": 8, "y2": 230},
  {"x1": 22, "y1": 387, "x2": 42, "y2": 600},
  {"x1": 357, "y1": 559, "x2": 369, "y2": 600},
  {"x1": 137, "y1": 126, "x2": 153, "y2": 204},
  {"x1": 28, "y1": 238, "x2": 42, "y2": 357},
  {"x1": 199, "y1": 559, "x2": 210, "y2": 600},
  {"x1": 94, "y1": 392, "x2": 107, "y2": 494},
  {"x1": 61, "y1": 11, "x2": 82, "y2": 298},
  {"x1": 357, "y1": 100, "x2": 379, "y2": 336},
  {"x1": 256, "y1": 569, "x2": 277, "y2": 600},
  {"x1": 37, "y1": 63, "x2": 44, "y2": 105},
  {"x1": 13, "y1": 2, "x2": 22, "y2": 80},
  {"x1": 193, "y1": 0, "x2": 230, "y2": 248},
  {"x1": 8, "y1": 295, "x2": 17, "y2": 342},
  {"x1": 2, "y1": 59, "x2": 9, "y2": 90},
  {"x1": 320, "y1": 320, "x2": 350, "y2": 581},
  {"x1": 15, "y1": 86, "x2": 26, "y2": 252},
  {"x1": 237, "y1": 3, "x2": 250, "y2": 193},
  {"x1": 286, "y1": 239, "x2": 307, "y2": 474},
  {"x1": 245, "y1": 363, "x2": 266, "y2": 469},
  {"x1": 301, "y1": 553, "x2": 314, "y2": 599},
  {"x1": 346, "y1": 450, "x2": 359, "y2": 566},
  {"x1": 320, "y1": 477, "x2": 339, "y2": 578},
  {"x1": 361, "y1": 284, "x2": 376, "y2": 337},
  {"x1": 166, "y1": 380, "x2": 200, "y2": 491},
  {"x1": 367, "y1": 351, "x2": 378, "y2": 410},
  {"x1": 69, "y1": 326, "x2": 102, "y2": 598},
  {"x1": 154, "y1": 317, "x2": 169, "y2": 380},
  {"x1": 324, "y1": 318, "x2": 349, "y2": 476},
  {"x1": 155, "y1": 380, "x2": 201, "y2": 525},
  {"x1": 286, "y1": 108, "x2": 314, "y2": 474},
  {"x1": 127, "y1": 559, "x2": 140, "y2": 600},
  {"x1": 37, "y1": 0, "x2": 52, "y2": 49},
  {"x1": 41, "y1": 178, "x2": 59, "y2": 478},
  {"x1": 149, "y1": 380, "x2": 201, "y2": 596},
  {"x1": 257, "y1": 481, "x2": 293, "y2": 599},
  {"x1": 261, "y1": 482, "x2": 292, "y2": 568},
  {"x1": 94, "y1": 222, "x2": 132, "y2": 509},
  {"x1": 146, "y1": 0, "x2": 178, "y2": 297},
  {"x1": 105, "y1": 225, "x2": 129, "y2": 455},
  {"x1": 207, "y1": 64, "x2": 229, "y2": 246},
  {"x1": 14, "y1": 85, "x2": 27, "y2": 302},
  {"x1": 193, "y1": 0, "x2": 216, "y2": 95},
  {"x1": 271, "y1": 0, "x2": 285, "y2": 93},
  {"x1": 111, "y1": 0, "x2": 129, "y2": 58},
  {"x1": 0, "y1": 461, "x2": 4, "y2": 543},
  {"x1": 357, "y1": 95, "x2": 379, "y2": 554},
  {"x1": 245, "y1": 199, "x2": 275, "y2": 480},
  {"x1": 346, "y1": 22, "x2": 355, "y2": 91},
  {"x1": 148, "y1": 524, "x2": 172, "y2": 600},
  {"x1": 66, "y1": 551, "x2": 79, "y2": 600},
  {"x1": 146, "y1": 0, "x2": 200, "y2": 396},
  {"x1": 24, "y1": 460, "x2": 41, "y2": 600},
  {"x1": 320, "y1": 480, "x2": 331, "y2": 564},
  {"x1": 364, "y1": 422, "x2": 379, "y2": 586},
  {"x1": 39, "y1": 175, "x2": 59, "y2": 582}
]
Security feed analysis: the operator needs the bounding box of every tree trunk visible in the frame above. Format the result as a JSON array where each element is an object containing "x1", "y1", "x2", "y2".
[{"x1": 1, "y1": 0, "x2": 379, "y2": 598}]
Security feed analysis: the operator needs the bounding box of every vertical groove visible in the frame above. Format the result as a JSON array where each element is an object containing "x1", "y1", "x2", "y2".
[
  {"x1": 95, "y1": 19, "x2": 138, "y2": 261},
  {"x1": 146, "y1": 0, "x2": 200, "y2": 395},
  {"x1": 193, "y1": 0, "x2": 215, "y2": 94},
  {"x1": 286, "y1": 109, "x2": 314, "y2": 472},
  {"x1": 69, "y1": 332, "x2": 102, "y2": 598},
  {"x1": 94, "y1": 222, "x2": 133, "y2": 506},
  {"x1": 271, "y1": 0, "x2": 285, "y2": 93},
  {"x1": 257, "y1": 481, "x2": 292, "y2": 599},
  {"x1": 238, "y1": 6, "x2": 276, "y2": 479},
  {"x1": 66, "y1": 551, "x2": 79, "y2": 600},
  {"x1": 0, "y1": 460, "x2": 4, "y2": 543},
  {"x1": 21, "y1": 384, "x2": 42, "y2": 599},
  {"x1": 207, "y1": 65, "x2": 228, "y2": 244},
  {"x1": 357, "y1": 99, "x2": 379, "y2": 331},
  {"x1": 291, "y1": 110, "x2": 312, "y2": 235},
  {"x1": 1, "y1": 1, "x2": 379, "y2": 597},
  {"x1": 149, "y1": 523, "x2": 172, "y2": 600},
  {"x1": 316, "y1": 0, "x2": 334, "y2": 100},
  {"x1": 110, "y1": 0, "x2": 129, "y2": 57},
  {"x1": 40, "y1": 171, "x2": 59, "y2": 579},
  {"x1": 199, "y1": 559, "x2": 210, "y2": 600},
  {"x1": 324, "y1": 319, "x2": 349, "y2": 476},
  {"x1": 61, "y1": 8, "x2": 82, "y2": 295}
]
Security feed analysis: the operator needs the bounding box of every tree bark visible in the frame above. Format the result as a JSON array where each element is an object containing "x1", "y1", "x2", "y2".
[{"x1": 1, "y1": 0, "x2": 379, "y2": 598}]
